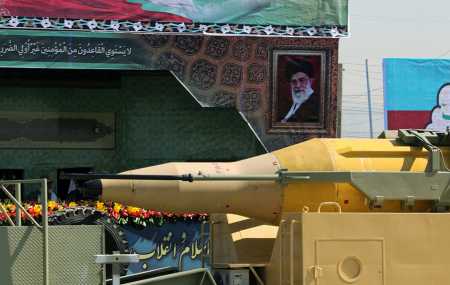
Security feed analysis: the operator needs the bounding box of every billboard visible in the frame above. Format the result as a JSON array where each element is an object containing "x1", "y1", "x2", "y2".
[
  {"x1": 384, "y1": 58, "x2": 450, "y2": 131},
  {"x1": 0, "y1": 0, "x2": 348, "y2": 37}
]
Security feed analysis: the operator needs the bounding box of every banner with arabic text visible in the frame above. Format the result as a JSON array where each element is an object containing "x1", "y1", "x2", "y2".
[
  {"x1": 0, "y1": 34, "x2": 149, "y2": 68},
  {"x1": 123, "y1": 222, "x2": 209, "y2": 274},
  {"x1": 0, "y1": 0, "x2": 348, "y2": 37}
]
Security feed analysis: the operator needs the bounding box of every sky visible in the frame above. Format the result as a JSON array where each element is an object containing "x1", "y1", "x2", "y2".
[{"x1": 339, "y1": 0, "x2": 450, "y2": 138}]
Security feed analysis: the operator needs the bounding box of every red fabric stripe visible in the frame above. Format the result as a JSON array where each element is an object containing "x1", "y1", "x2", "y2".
[
  {"x1": 3, "y1": 0, "x2": 191, "y2": 22},
  {"x1": 387, "y1": 110, "x2": 431, "y2": 130}
]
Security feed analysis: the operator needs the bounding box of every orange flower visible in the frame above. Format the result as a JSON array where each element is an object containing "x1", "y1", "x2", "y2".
[
  {"x1": 113, "y1": 203, "x2": 122, "y2": 214},
  {"x1": 32, "y1": 204, "x2": 42, "y2": 217},
  {"x1": 48, "y1": 200, "x2": 58, "y2": 211},
  {"x1": 0, "y1": 199, "x2": 210, "y2": 225},
  {"x1": 6, "y1": 203, "x2": 16, "y2": 212},
  {"x1": 96, "y1": 201, "x2": 105, "y2": 212},
  {"x1": 127, "y1": 206, "x2": 142, "y2": 218}
]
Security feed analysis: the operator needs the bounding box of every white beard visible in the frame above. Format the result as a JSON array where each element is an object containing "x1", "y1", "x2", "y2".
[{"x1": 282, "y1": 83, "x2": 314, "y2": 122}]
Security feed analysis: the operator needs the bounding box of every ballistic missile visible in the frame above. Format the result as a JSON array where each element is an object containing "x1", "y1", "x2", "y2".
[{"x1": 83, "y1": 132, "x2": 449, "y2": 224}]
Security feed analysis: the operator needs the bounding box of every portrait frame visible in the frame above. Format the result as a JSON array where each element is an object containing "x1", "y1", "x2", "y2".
[{"x1": 268, "y1": 49, "x2": 330, "y2": 134}]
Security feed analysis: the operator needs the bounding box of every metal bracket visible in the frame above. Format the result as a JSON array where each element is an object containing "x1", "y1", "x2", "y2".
[
  {"x1": 95, "y1": 252, "x2": 139, "y2": 285},
  {"x1": 402, "y1": 196, "x2": 416, "y2": 210},
  {"x1": 370, "y1": 196, "x2": 385, "y2": 209},
  {"x1": 276, "y1": 170, "x2": 450, "y2": 207},
  {"x1": 310, "y1": 265, "x2": 323, "y2": 280},
  {"x1": 317, "y1": 202, "x2": 342, "y2": 213},
  {"x1": 398, "y1": 129, "x2": 449, "y2": 172}
]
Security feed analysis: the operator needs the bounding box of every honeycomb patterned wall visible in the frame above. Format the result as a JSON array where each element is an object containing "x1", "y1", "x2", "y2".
[{"x1": 136, "y1": 35, "x2": 339, "y2": 150}]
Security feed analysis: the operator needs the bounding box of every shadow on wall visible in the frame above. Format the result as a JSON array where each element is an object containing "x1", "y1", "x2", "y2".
[
  {"x1": 0, "y1": 226, "x2": 35, "y2": 284},
  {"x1": 0, "y1": 68, "x2": 268, "y2": 201}
]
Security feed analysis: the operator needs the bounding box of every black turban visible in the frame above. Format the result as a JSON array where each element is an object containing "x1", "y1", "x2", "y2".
[{"x1": 285, "y1": 59, "x2": 314, "y2": 79}]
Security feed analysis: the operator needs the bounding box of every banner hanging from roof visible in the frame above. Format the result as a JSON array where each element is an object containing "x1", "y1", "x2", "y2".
[
  {"x1": 384, "y1": 58, "x2": 450, "y2": 131},
  {"x1": 0, "y1": 0, "x2": 348, "y2": 37}
]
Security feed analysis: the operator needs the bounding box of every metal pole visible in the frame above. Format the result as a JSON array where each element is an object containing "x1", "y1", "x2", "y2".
[
  {"x1": 15, "y1": 183, "x2": 21, "y2": 226},
  {"x1": 41, "y1": 179, "x2": 49, "y2": 285},
  {"x1": 62, "y1": 173, "x2": 279, "y2": 182},
  {"x1": 0, "y1": 185, "x2": 41, "y2": 228},
  {"x1": 365, "y1": 59, "x2": 374, "y2": 138},
  {"x1": 112, "y1": 263, "x2": 121, "y2": 285}
]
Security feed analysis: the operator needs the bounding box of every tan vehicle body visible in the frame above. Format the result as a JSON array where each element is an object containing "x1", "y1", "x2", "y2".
[{"x1": 99, "y1": 137, "x2": 450, "y2": 284}]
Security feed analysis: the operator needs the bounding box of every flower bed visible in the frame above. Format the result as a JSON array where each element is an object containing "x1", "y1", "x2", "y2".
[{"x1": 0, "y1": 200, "x2": 208, "y2": 227}]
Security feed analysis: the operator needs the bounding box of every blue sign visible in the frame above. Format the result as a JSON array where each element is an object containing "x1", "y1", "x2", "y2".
[
  {"x1": 123, "y1": 221, "x2": 210, "y2": 274},
  {"x1": 383, "y1": 58, "x2": 450, "y2": 130}
]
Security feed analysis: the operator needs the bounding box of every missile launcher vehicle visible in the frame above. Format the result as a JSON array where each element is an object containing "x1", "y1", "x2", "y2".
[{"x1": 74, "y1": 129, "x2": 450, "y2": 285}]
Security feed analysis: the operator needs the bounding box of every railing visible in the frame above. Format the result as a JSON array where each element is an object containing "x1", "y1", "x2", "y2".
[{"x1": 0, "y1": 179, "x2": 49, "y2": 285}]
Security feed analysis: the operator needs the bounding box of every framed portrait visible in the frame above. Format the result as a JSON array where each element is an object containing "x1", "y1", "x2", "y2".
[{"x1": 269, "y1": 49, "x2": 329, "y2": 133}]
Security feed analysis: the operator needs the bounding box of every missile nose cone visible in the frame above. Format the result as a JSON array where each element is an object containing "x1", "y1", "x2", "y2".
[{"x1": 81, "y1": 179, "x2": 103, "y2": 198}]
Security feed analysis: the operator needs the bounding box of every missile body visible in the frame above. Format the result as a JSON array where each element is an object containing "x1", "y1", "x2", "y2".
[
  {"x1": 96, "y1": 153, "x2": 283, "y2": 224},
  {"x1": 92, "y1": 138, "x2": 444, "y2": 224}
]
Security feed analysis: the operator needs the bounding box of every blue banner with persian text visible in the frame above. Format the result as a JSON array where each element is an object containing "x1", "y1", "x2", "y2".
[{"x1": 123, "y1": 221, "x2": 209, "y2": 274}]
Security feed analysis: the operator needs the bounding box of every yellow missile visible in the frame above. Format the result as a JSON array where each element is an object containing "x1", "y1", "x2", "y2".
[{"x1": 84, "y1": 137, "x2": 446, "y2": 224}]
